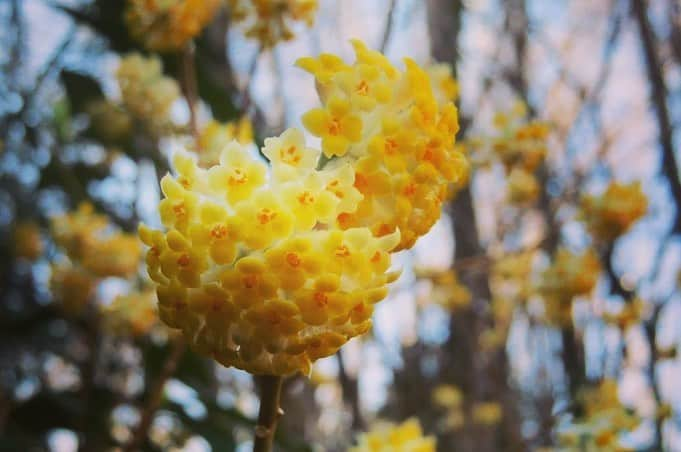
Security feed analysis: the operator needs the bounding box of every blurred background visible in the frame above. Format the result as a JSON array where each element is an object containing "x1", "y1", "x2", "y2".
[{"x1": 1, "y1": 0, "x2": 681, "y2": 450}]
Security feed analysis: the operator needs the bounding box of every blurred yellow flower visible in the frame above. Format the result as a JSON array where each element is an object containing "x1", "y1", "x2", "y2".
[
  {"x1": 126, "y1": 0, "x2": 222, "y2": 51},
  {"x1": 432, "y1": 384, "x2": 463, "y2": 409},
  {"x1": 50, "y1": 263, "x2": 96, "y2": 316},
  {"x1": 471, "y1": 402, "x2": 503, "y2": 426},
  {"x1": 116, "y1": 54, "x2": 180, "y2": 135},
  {"x1": 581, "y1": 181, "x2": 647, "y2": 241},
  {"x1": 349, "y1": 418, "x2": 436, "y2": 452},
  {"x1": 13, "y1": 222, "x2": 44, "y2": 261},
  {"x1": 102, "y1": 290, "x2": 158, "y2": 337},
  {"x1": 227, "y1": 0, "x2": 318, "y2": 47}
]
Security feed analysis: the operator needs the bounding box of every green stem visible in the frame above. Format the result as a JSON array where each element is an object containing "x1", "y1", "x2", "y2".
[{"x1": 253, "y1": 375, "x2": 284, "y2": 452}]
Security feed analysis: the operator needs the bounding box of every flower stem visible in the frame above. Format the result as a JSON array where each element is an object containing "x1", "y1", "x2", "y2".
[{"x1": 253, "y1": 375, "x2": 284, "y2": 452}]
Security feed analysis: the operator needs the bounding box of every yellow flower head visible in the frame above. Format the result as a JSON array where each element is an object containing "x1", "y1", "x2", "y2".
[
  {"x1": 140, "y1": 138, "x2": 400, "y2": 376},
  {"x1": 581, "y1": 181, "x2": 647, "y2": 241},
  {"x1": 507, "y1": 167, "x2": 540, "y2": 204},
  {"x1": 116, "y1": 53, "x2": 180, "y2": 135},
  {"x1": 126, "y1": 0, "x2": 222, "y2": 51},
  {"x1": 432, "y1": 384, "x2": 463, "y2": 409},
  {"x1": 538, "y1": 247, "x2": 600, "y2": 326},
  {"x1": 50, "y1": 203, "x2": 142, "y2": 279},
  {"x1": 349, "y1": 418, "x2": 436, "y2": 452},
  {"x1": 299, "y1": 40, "x2": 467, "y2": 250},
  {"x1": 471, "y1": 402, "x2": 503, "y2": 426},
  {"x1": 50, "y1": 262, "x2": 96, "y2": 316},
  {"x1": 13, "y1": 222, "x2": 44, "y2": 261},
  {"x1": 102, "y1": 290, "x2": 158, "y2": 337},
  {"x1": 228, "y1": 0, "x2": 318, "y2": 47},
  {"x1": 416, "y1": 268, "x2": 471, "y2": 311}
]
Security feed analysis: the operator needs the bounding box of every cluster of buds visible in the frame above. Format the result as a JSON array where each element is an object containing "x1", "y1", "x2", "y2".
[
  {"x1": 469, "y1": 103, "x2": 549, "y2": 205},
  {"x1": 349, "y1": 418, "x2": 435, "y2": 452},
  {"x1": 140, "y1": 42, "x2": 467, "y2": 375},
  {"x1": 580, "y1": 181, "x2": 647, "y2": 242},
  {"x1": 227, "y1": 0, "x2": 318, "y2": 47},
  {"x1": 299, "y1": 40, "x2": 467, "y2": 249},
  {"x1": 116, "y1": 54, "x2": 181, "y2": 136},
  {"x1": 537, "y1": 247, "x2": 601, "y2": 326},
  {"x1": 49, "y1": 203, "x2": 142, "y2": 315},
  {"x1": 125, "y1": 0, "x2": 222, "y2": 51}
]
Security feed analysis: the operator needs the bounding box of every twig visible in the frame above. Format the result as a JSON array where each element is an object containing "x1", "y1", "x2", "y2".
[
  {"x1": 123, "y1": 337, "x2": 186, "y2": 452},
  {"x1": 380, "y1": 0, "x2": 397, "y2": 53},
  {"x1": 337, "y1": 351, "x2": 364, "y2": 430},
  {"x1": 181, "y1": 43, "x2": 200, "y2": 146},
  {"x1": 632, "y1": 0, "x2": 681, "y2": 233},
  {"x1": 253, "y1": 375, "x2": 284, "y2": 452},
  {"x1": 240, "y1": 45, "x2": 262, "y2": 116}
]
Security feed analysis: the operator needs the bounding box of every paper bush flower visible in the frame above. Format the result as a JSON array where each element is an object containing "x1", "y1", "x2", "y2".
[
  {"x1": 116, "y1": 54, "x2": 180, "y2": 135},
  {"x1": 581, "y1": 181, "x2": 647, "y2": 241},
  {"x1": 140, "y1": 142, "x2": 400, "y2": 376},
  {"x1": 125, "y1": 0, "x2": 222, "y2": 51},
  {"x1": 140, "y1": 42, "x2": 466, "y2": 376},
  {"x1": 49, "y1": 263, "x2": 96, "y2": 316},
  {"x1": 299, "y1": 40, "x2": 467, "y2": 250},
  {"x1": 227, "y1": 0, "x2": 318, "y2": 47},
  {"x1": 348, "y1": 418, "x2": 436, "y2": 452}
]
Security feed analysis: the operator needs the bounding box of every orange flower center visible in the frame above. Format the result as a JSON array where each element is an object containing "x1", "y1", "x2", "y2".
[
  {"x1": 314, "y1": 291, "x2": 328, "y2": 307},
  {"x1": 328, "y1": 118, "x2": 341, "y2": 136},
  {"x1": 297, "y1": 191, "x2": 315, "y2": 205},
  {"x1": 384, "y1": 138, "x2": 398, "y2": 154},
  {"x1": 177, "y1": 254, "x2": 191, "y2": 267},
  {"x1": 356, "y1": 80, "x2": 369, "y2": 95},
  {"x1": 280, "y1": 146, "x2": 301, "y2": 164},
  {"x1": 257, "y1": 208, "x2": 277, "y2": 224},
  {"x1": 242, "y1": 274, "x2": 258, "y2": 289},
  {"x1": 210, "y1": 224, "x2": 228, "y2": 239},
  {"x1": 173, "y1": 202, "x2": 187, "y2": 218},
  {"x1": 335, "y1": 245, "x2": 350, "y2": 258},
  {"x1": 286, "y1": 252, "x2": 301, "y2": 267},
  {"x1": 228, "y1": 167, "x2": 248, "y2": 185}
]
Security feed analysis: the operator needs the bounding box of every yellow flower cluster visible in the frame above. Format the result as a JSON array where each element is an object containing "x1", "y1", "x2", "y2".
[
  {"x1": 425, "y1": 63, "x2": 459, "y2": 105},
  {"x1": 348, "y1": 419, "x2": 436, "y2": 452},
  {"x1": 558, "y1": 380, "x2": 639, "y2": 452},
  {"x1": 432, "y1": 384, "x2": 464, "y2": 431},
  {"x1": 140, "y1": 142, "x2": 400, "y2": 375},
  {"x1": 195, "y1": 117, "x2": 254, "y2": 168},
  {"x1": 469, "y1": 103, "x2": 549, "y2": 205},
  {"x1": 125, "y1": 0, "x2": 222, "y2": 51},
  {"x1": 85, "y1": 100, "x2": 133, "y2": 144},
  {"x1": 13, "y1": 222, "x2": 44, "y2": 261},
  {"x1": 299, "y1": 40, "x2": 467, "y2": 250},
  {"x1": 538, "y1": 248, "x2": 600, "y2": 326},
  {"x1": 140, "y1": 42, "x2": 466, "y2": 375},
  {"x1": 49, "y1": 263, "x2": 96, "y2": 316},
  {"x1": 581, "y1": 181, "x2": 647, "y2": 241},
  {"x1": 415, "y1": 268, "x2": 471, "y2": 311},
  {"x1": 49, "y1": 203, "x2": 142, "y2": 315},
  {"x1": 227, "y1": 0, "x2": 318, "y2": 47},
  {"x1": 103, "y1": 290, "x2": 158, "y2": 337},
  {"x1": 116, "y1": 54, "x2": 180, "y2": 135}
]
